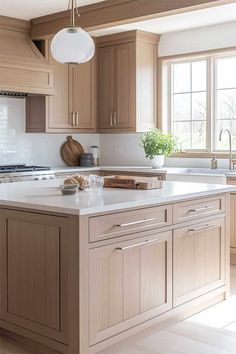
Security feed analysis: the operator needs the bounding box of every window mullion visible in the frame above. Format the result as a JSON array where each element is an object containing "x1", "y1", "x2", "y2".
[
  {"x1": 207, "y1": 57, "x2": 213, "y2": 153},
  {"x1": 212, "y1": 57, "x2": 217, "y2": 152}
]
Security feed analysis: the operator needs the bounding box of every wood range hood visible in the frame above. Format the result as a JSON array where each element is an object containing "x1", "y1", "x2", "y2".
[{"x1": 0, "y1": 16, "x2": 54, "y2": 97}]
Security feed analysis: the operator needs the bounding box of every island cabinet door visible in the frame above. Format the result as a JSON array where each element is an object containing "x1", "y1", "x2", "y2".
[
  {"x1": 0, "y1": 210, "x2": 69, "y2": 344},
  {"x1": 230, "y1": 194, "x2": 236, "y2": 248},
  {"x1": 89, "y1": 231, "x2": 172, "y2": 345},
  {"x1": 173, "y1": 217, "x2": 226, "y2": 307}
]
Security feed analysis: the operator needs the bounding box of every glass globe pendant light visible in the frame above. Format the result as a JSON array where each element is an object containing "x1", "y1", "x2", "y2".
[{"x1": 51, "y1": 0, "x2": 95, "y2": 64}]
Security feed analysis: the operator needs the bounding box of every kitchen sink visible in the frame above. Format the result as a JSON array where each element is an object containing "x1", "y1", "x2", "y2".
[
  {"x1": 164, "y1": 167, "x2": 233, "y2": 184},
  {"x1": 182, "y1": 168, "x2": 232, "y2": 175}
]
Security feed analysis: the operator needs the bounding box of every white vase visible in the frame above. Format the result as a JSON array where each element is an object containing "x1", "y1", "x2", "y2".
[{"x1": 151, "y1": 155, "x2": 165, "y2": 169}]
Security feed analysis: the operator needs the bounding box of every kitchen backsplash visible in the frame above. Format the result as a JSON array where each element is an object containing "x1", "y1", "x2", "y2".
[
  {"x1": 99, "y1": 133, "x2": 231, "y2": 169},
  {"x1": 0, "y1": 97, "x2": 100, "y2": 167},
  {"x1": 0, "y1": 97, "x2": 232, "y2": 169}
]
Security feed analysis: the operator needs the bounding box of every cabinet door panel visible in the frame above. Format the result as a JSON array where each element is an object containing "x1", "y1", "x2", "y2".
[
  {"x1": 230, "y1": 194, "x2": 236, "y2": 248},
  {"x1": 140, "y1": 240, "x2": 167, "y2": 312},
  {"x1": 89, "y1": 231, "x2": 172, "y2": 345},
  {"x1": 115, "y1": 42, "x2": 135, "y2": 129},
  {"x1": 47, "y1": 40, "x2": 70, "y2": 130},
  {"x1": 98, "y1": 45, "x2": 115, "y2": 129},
  {"x1": 0, "y1": 210, "x2": 68, "y2": 344},
  {"x1": 69, "y1": 58, "x2": 96, "y2": 130},
  {"x1": 173, "y1": 217, "x2": 226, "y2": 307}
]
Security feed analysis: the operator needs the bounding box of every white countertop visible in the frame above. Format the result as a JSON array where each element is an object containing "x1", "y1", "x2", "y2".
[
  {"x1": 0, "y1": 179, "x2": 235, "y2": 216},
  {"x1": 53, "y1": 166, "x2": 167, "y2": 174},
  {"x1": 52, "y1": 166, "x2": 236, "y2": 177}
]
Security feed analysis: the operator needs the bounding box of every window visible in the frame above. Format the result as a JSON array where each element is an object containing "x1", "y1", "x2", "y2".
[
  {"x1": 215, "y1": 56, "x2": 236, "y2": 151},
  {"x1": 164, "y1": 52, "x2": 236, "y2": 153}
]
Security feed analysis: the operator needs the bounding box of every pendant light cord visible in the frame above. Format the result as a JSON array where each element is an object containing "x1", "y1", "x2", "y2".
[{"x1": 68, "y1": 0, "x2": 80, "y2": 27}]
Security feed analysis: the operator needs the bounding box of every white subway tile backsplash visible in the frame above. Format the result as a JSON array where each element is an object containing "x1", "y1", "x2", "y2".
[{"x1": 0, "y1": 97, "x2": 100, "y2": 167}]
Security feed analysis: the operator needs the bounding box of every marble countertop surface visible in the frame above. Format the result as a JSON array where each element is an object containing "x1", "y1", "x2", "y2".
[
  {"x1": 0, "y1": 179, "x2": 235, "y2": 216},
  {"x1": 52, "y1": 166, "x2": 236, "y2": 177}
]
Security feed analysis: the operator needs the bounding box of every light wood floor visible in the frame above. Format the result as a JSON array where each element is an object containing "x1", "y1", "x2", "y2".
[
  {"x1": 100, "y1": 265, "x2": 236, "y2": 354},
  {"x1": 1, "y1": 267, "x2": 236, "y2": 354}
]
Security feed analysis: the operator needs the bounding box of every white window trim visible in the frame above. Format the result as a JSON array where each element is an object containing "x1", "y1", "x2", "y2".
[{"x1": 161, "y1": 50, "x2": 236, "y2": 154}]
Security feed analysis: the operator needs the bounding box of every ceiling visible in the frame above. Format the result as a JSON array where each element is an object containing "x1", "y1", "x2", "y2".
[
  {"x1": 0, "y1": 0, "x2": 105, "y2": 20},
  {"x1": 1, "y1": 1, "x2": 236, "y2": 35},
  {"x1": 90, "y1": 2, "x2": 236, "y2": 36}
]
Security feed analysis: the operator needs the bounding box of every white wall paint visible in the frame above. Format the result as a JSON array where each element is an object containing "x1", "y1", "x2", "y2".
[
  {"x1": 3, "y1": 22, "x2": 236, "y2": 168},
  {"x1": 99, "y1": 133, "x2": 230, "y2": 169},
  {"x1": 0, "y1": 97, "x2": 100, "y2": 167},
  {"x1": 101, "y1": 22, "x2": 236, "y2": 168},
  {"x1": 158, "y1": 21, "x2": 236, "y2": 57}
]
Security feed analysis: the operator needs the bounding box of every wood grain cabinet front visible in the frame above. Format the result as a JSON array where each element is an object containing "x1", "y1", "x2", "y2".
[
  {"x1": 89, "y1": 205, "x2": 172, "y2": 242},
  {"x1": 0, "y1": 210, "x2": 69, "y2": 344},
  {"x1": 26, "y1": 39, "x2": 96, "y2": 133},
  {"x1": 227, "y1": 178, "x2": 236, "y2": 248},
  {"x1": 89, "y1": 231, "x2": 172, "y2": 345},
  {"x1": 173, "y1": 195, "x2": 225, "y2": 224},
  {"x1": 173, "y1": 217, "x2": 226, "y2": 307},
  {"x1": 97, "y1": 30, "x2": 160, "y2": 133}
]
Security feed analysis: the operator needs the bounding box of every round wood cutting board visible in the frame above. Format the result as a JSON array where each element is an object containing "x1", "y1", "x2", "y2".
[{"x1": 60, "y1": 136, "x2": 85, "y2": 166}]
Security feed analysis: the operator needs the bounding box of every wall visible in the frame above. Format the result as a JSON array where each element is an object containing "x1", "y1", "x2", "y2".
[
  {"x1": 100, "y1": 21, "x2": 236, "y2": 167},
  {"x1": 3, "y1": 22, "x2": 236, "y2": 168},
  {"x1": 0, "y1": 97, "x2": 100, "y2": 167},
  {"x1": 99, "y1": 133, "x2": 230, "y2": 168},
  {"x1": 158, "y1": 21, "x2": 236, "y2": 57}
]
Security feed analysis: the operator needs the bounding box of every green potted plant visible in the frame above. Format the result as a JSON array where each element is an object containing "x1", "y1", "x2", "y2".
[{"x1": 138, "y1": 129, "x2": 177, "y2": 169}]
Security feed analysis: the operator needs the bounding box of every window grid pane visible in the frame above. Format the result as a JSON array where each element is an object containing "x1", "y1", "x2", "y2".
[
  {"x1": 171, "y1": 60, "x2": 207, "y2": 151},
  {"x1": 215, "y1": 56, "x2": 236, "y2": 151}
]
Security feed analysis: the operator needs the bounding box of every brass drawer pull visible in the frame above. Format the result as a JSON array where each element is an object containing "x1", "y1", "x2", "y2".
[
  {"x1": 72, "y1": 112, "x2": 75, "y2": 126},
  {"x1": 110, "y1": 112, "x2": 113, "y2": 126},
  {"x1": 189, "y1": 224, "x2": 215, "y2": 233},
  {"x1": 76, "y1": 112, "x2": 79, "y2": 126},
  {"x1": 114, "y1": 111, "x2": 118, "y2": 125},
  {"x1": 114, "y1": 218, "x2": 156, "y2": 228},
  {"x1": 188, "y1": 205, "x2": 213, "y2": 213},
  {"x1": 115, "y1": 238, "x2": 158, "y2": 251}
]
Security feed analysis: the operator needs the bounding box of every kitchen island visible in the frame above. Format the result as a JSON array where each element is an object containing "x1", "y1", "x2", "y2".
[{"x1": 0, "y1": 180, "x2": 235, "y2": 354}]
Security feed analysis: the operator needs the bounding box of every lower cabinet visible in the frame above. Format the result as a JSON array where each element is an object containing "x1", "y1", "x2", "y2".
[
  {"x1": 89, "y1": 231, "x2": 172, "y2": 345},
  {"x1": 230, "y1": 194, "x2": 236, "y2": 248},
  {"x1": 0, "y1": 210, "x2": 69, "y2": 344},
  {"x1": 173, "y1": 217, "x2": 226, "y2": 307}
]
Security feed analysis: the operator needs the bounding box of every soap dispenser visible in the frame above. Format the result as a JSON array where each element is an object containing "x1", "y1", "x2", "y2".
[{"x1": 211, "y1": 155, "x2": 218, "y2": 169}]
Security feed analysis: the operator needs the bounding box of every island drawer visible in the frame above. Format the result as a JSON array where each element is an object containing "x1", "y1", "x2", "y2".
[
  {"x1": 89, "y1": 205, "x2": 172, "y2": 242},
  {"x1": 173, "y1": 195, "x2": 225, "y2": 224}
]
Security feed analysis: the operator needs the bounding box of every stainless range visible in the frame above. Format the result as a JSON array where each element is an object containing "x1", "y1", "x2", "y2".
[{"x1": 0, "y1": 164, "x2": 55, "y2": 183}]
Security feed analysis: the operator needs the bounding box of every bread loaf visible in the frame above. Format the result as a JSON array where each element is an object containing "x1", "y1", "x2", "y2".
[{"x1": 64, "y1": 174, "x2": 90, "y2": 190}]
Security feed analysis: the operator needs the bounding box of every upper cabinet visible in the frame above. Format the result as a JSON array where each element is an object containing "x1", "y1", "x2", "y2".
[
  {"x1": 26, "y1": 30, "x2": 159, "y2": 134},
  {"x1": 26, "y1": 39, "x2": 96, "y2": 133},
  {"x1": 97, "y1": 30, "x2": 160, "y2": 133}
]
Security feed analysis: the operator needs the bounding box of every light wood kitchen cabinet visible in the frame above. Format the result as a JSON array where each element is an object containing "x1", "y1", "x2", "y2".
[
  {"x1": 97, "y1": 45, "x2": 115, "y2": 129},
  {"x1": 226, "y1": 177, "x2": 236, "y2": 262},
  {"x1": 0, "y1": 193, "x2": 229, "y2": 354},
  {"x1": 26, "y1": 39, "x2": 96, "y2": 133},
  {"x1": 97, "y1": 30, "x2": 160, "y2": 132},
  {"x1": 89, "y1": 231, "x2": 172, "y2": 345},
  {"x1": 230, "y1": 194, "x2": 236, "y2": 248},
  {"x1": 0, "y1": 210, "x2": 69, "y2": 344},
  {"x1": 69, "y1": 61, "x2": 96, "y2": 130},
  {"x1": 173, "y1": 217, "x2": 226, "y2": 307},
  {"x1": 89, "y1": 204, "x2": 172, "y2": 242}
]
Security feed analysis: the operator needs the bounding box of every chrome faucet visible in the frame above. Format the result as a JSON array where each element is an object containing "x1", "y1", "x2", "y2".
[{"x1": 219, "y1": 128, "x2": 233, "y2": 170}]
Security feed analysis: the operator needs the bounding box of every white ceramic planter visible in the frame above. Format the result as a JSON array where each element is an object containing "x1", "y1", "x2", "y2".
[{"x1": 151, "y1": 155, "x2": 165, "y2": 169}]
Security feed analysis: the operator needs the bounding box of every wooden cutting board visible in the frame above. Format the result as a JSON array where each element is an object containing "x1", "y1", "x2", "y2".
[
  {"x1": 104, "y1": 175, "x2": 163, "y2": 190},
  {"x1": 60, "y1": 136, "x2": 84, "y2": 166}
]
